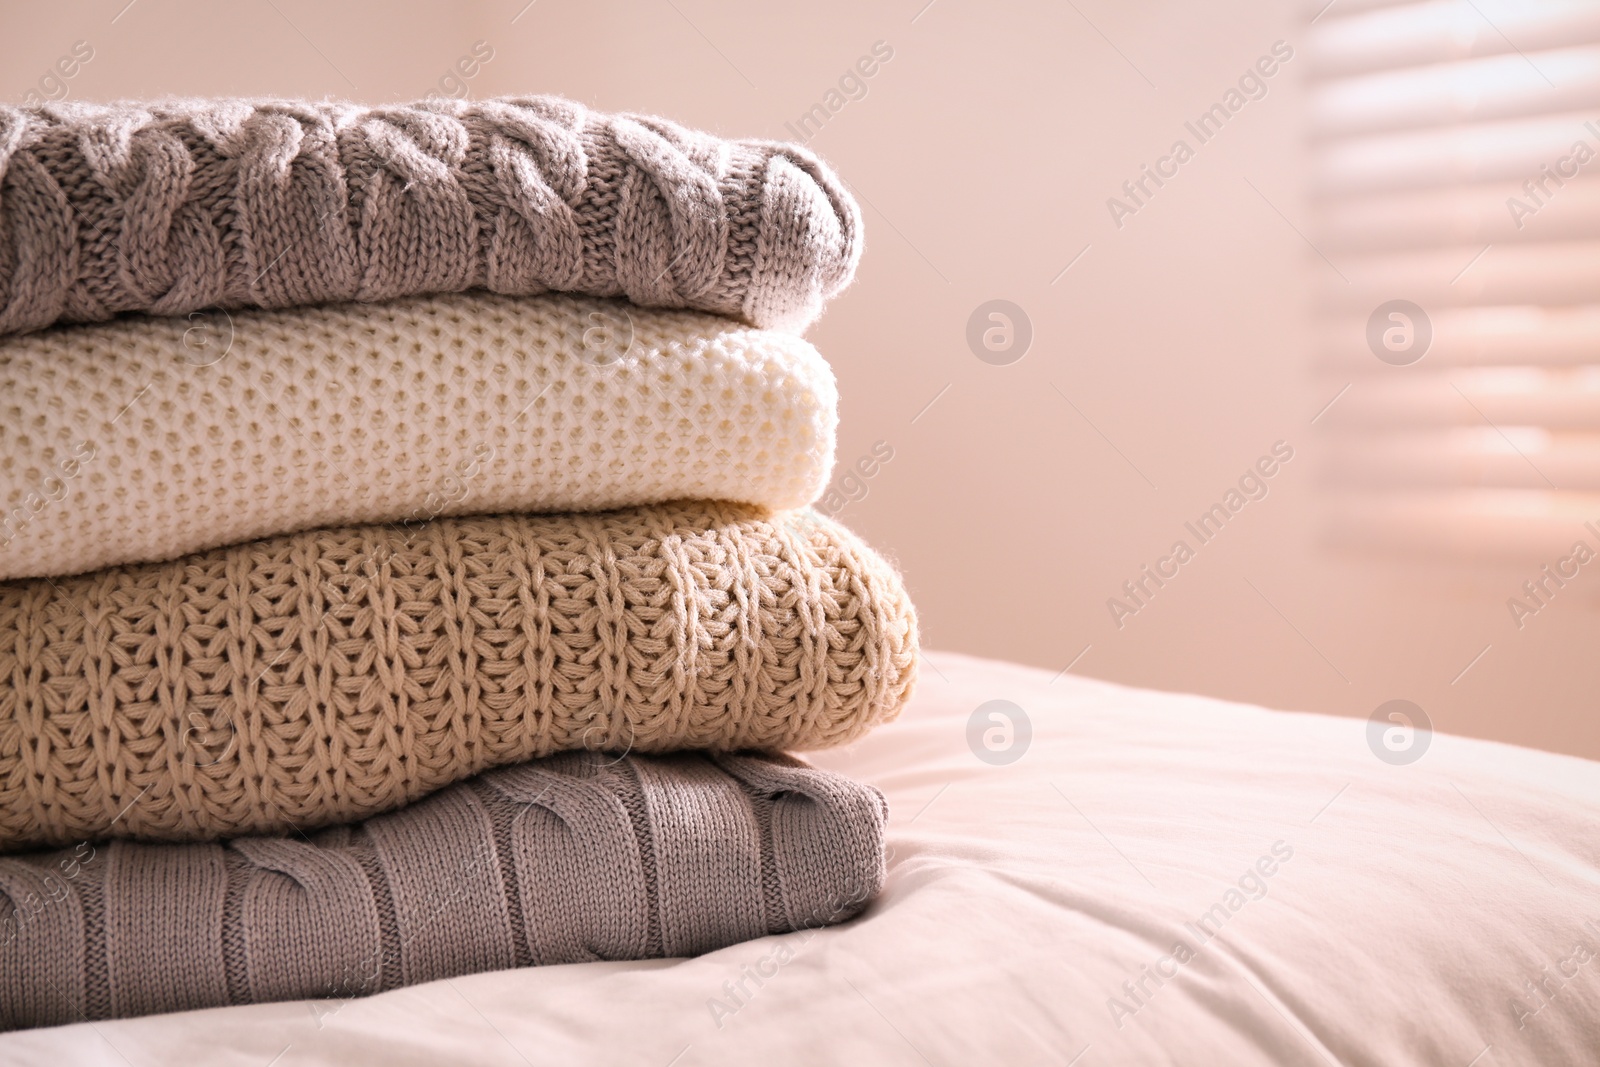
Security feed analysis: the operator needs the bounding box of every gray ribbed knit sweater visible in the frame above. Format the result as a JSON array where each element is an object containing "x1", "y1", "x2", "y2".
[
  {"x1": 0, "y1": 750, "x2": 887, "y2": 1030},
  {"x1": 0, "y1": 95, "x2": 862, "y2": 336}
]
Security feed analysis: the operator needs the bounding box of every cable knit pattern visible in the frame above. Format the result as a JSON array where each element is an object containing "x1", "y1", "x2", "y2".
[
  {"x1": 0, "y1": 291, "x2": 837, "y2": 580},
  {"x1": 0, "y1": 750, "x2": 888, "y2": 1029},
  {"x1": 0, "y1": 503, "x2": 918, "y2": 850},
  {"x1": 0, "y1": 96, "x2": 862, "y2": 337}
]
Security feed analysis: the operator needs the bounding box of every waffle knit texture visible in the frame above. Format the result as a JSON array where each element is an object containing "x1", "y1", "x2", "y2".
[
  {"x1": 0, "y1": 502, "x2": 918, "y2": 851},
  {"x1": 0, "y1": 749, "x2": 888, "y2": 1030},
  {"x1": 0, "y1": 291, "x2": 838, "y2": 580},
  {"x1": 0, "y1": 95, "x2": 862, "y2": 337}
]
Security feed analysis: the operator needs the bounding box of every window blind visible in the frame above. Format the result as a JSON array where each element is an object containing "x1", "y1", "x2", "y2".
[{"x1": 1307, "y1": 0, "x2": 1600, "y2": 559}]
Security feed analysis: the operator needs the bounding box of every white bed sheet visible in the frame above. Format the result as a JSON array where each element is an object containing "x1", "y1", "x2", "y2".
[{"x1": 5, "y1": 651, "x2": 1600, "y2": 1066}]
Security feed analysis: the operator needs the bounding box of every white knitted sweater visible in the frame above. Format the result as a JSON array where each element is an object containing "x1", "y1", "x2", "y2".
[{"x1": 0, "y1": 292, "x2": 837, "y2": 579}]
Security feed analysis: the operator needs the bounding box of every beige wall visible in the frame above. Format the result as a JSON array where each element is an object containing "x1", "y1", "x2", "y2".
[{"x1": 8, "y1": 0, "x2": 1597, "y2": 759}]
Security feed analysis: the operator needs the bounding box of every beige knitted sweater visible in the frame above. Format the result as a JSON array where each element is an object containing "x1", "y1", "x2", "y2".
[
  {"x1": 0, "y1": 292, "x2": 836, "y2": 580},
  {"x1": 0, "y1": 502, "x2": 917, "y2": 850}
]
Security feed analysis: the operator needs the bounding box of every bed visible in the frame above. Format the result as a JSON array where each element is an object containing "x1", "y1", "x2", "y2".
[{"x1": 5, "y1": 650, "x2": 1598, "y2": 1065}]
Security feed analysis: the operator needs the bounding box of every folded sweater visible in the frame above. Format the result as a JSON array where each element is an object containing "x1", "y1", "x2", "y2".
[
  {"x1": 0, "y1": 95, "x2": 861, "y2": 337},
  {"x1": 0, "y1": 503, "x2": 917, "y2": 850},
  {"x1": 0, "y1": 749, "x2": 888, "y2": 1030},
  {"x1": 0, "y1": 291, "x2": 837, "y2": 580}
]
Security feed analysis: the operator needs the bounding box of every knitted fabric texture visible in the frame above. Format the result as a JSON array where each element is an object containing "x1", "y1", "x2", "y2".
[
  {"x1": 0, "y1": 750, "x2": 888, "y2": 1030},
  {"x1": 0, "y1": 291, "x2": 837, "y2": 580},
  {"x1": 0, "y1": 503, "x2": 917, "y2": 850},
  {"x1": 0, "y1": 95, "x2": 862, "y2": 337}
]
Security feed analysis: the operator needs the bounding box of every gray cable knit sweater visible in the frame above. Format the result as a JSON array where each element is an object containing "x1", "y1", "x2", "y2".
[
  {"x1": 0, "y1": 750, "x2": 887, "y2": 1030},
  {"x1": 0, "y1": 95, "x2": 862, "y2": 336}
]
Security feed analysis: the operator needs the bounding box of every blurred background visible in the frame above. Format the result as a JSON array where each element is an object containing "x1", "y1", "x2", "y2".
[{"x1": 7, "y1": 0, "x2": 1599, "y2": 758}]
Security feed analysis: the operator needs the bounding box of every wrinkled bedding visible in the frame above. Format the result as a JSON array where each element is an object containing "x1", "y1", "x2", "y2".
[{"x1": 5, "y1": 650, "x2": 1599, "y2": 1065}]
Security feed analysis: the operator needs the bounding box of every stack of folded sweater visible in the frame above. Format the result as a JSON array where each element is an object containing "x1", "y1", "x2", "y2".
[{"x1": 0, "y1": 96, "x2": 917, "y2": 1029}]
